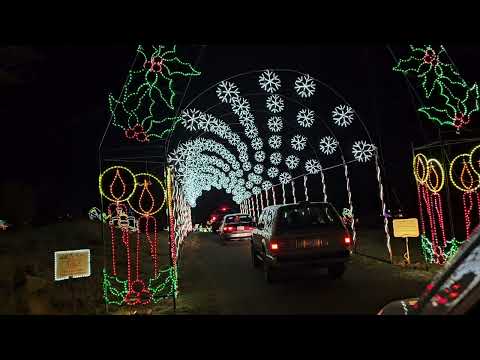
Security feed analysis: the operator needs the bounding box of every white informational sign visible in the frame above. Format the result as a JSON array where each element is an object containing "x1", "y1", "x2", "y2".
[
  {"x1": 393, "y1": 218, "x2": 420, "y2": 238},
  {"x1": 54, "y1": 249, "x2": 91, "y2": 281}
]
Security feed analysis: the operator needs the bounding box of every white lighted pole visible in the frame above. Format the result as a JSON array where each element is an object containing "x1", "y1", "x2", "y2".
[
  {"x1": 255, "y1": 193, "x2": 260, "y2": 220},
  {"x1": 292, "y1": 179, "x2": 297, "y2": 204},
  {"x1": 343, "y1": 157, "x2": 357, "y2": 249},
  {"x1": 303, "y1": 175, "x2": 309, "y2": 201},
  {"x1": 375, "y1": 149, "x2": 392, "y2": 262},
  {"x1": 260, "y1": 190, "x2": 265, "y2": 212},
  {"x1": 320, "y1": 166, "x2": 328, "y2": 203}
]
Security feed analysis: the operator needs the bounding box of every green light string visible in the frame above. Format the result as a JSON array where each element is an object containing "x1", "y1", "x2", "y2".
[
  {"x1": 109, "y1": 45, "x2": 201, "y2": 141},
  {"x1": 444, "y1": 237, "x2": 464, "y2": 261},
  {"x1": 103, "y1": 266, "x2": 177, "y2": 306},
  {"x1": 393, "y1": 45, "x2": 479, "y2": 131},
  {"x1": 420, "y1": 234, "x2": 464, "y2": 264},
  {"x1": 420, "y1": 234, "x2": 435, "y2": 264}
]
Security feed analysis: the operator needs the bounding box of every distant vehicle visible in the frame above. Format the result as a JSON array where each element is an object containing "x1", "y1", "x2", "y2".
[
  {"x1": 219, "y1": 213, "x2": 255, "y2": 243},
  {"x1": 0, "y1": 220, "x2": 11, "y2": 230},
  {"x1": 251, "y1": 201, "x2": 352, "y2": 283},
  {"x1": 208, "y1": 214, "x2": 222, "y2": 232},
  {"x1": 378, "y1": 225, "x2": 480, "y2": 315}
]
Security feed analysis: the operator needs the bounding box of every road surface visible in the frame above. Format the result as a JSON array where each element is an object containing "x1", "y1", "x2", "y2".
[{"x1": 173, "y1": 232, "x2": 433, "y2": 314}]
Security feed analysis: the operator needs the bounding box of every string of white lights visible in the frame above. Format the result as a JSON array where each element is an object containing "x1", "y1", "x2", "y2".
[
  {"x1": 304, "y1": 175, "x2": 309, "y2": 201},
  {"x1": 292, "y1": 179, "x2": 297, "y2": 204}
]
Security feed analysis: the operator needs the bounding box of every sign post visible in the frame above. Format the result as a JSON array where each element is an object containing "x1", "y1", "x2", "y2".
[
  {"x1": 54, "y1": 249, "x2": 91, "y2": 314},
  {"x1": 393, "y1": 218, "x2": 419, "y2": 265}
]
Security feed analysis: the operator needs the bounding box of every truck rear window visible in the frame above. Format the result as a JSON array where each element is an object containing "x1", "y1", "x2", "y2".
[{"x1": 276, "y1": 204, "x2": 342, "y2": 231}]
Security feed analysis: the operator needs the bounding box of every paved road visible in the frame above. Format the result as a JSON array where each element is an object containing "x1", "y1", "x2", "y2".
[{"x1": 175, "y1": 232, "x2": 434, "y2": 315}]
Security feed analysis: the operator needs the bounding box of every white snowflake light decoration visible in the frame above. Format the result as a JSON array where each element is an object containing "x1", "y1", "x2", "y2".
[
  {"x1": 266, "y1": 94, "x2": 284, "y2": 114},
  {"x1": 239, "y1": 112, "x2": 255, "y2": 127},
  {"x1": 243, "y1": 162, "x2": 252, "y2": 171},
  {"x1": 252, "y1": 187, "x2": 261, "y2": 195},
  {"x1": 216, "y1": 80, "x2": 240, "y2": 103},
  {"x1": 254, "y1": 151, "x2": 266, "y2": 162},
  {"x1": 210, "y1": 121, "x2": 229, "y2": 138},
  {"x1": 248, "y1": 173, "x2": 262, "y2": 185},
  {"x1": 279, "y1": 172, "x2": 292, "y2": 184},
  {"x1": 254, "y1": 164, "x2": 264, "y2": 174},
  {"x1": 181, "y1": 108, "x2": 202, "y2": 131},
  {"x1": 167, "y1": 148, "x2": 185, "y2": 166},
  {"x1": 267, "y1": 116, "x2": 283, "y2": 132},
  {"x1": 246, "y1": 181, "x2": 253, "y2": 189},
  {"x1": 230, "y1": 134, "x2": 241, "y2": 146},
  {"x1": 249, "y1": 137, "x2": 263, "y2": 151},
  {"x1": 232, "y1": 97, "x2": 250, "y2": 116},
  {"x1": 259, "y1": 70, "x2": 281, "y2": 93},
  {"x1": 244, "y1": 125, "x2": 259, "y2": 139},
  {"x1": 319, "y1": 136, "x2": 339, "y2": 155},
  {"x1": 197, "y1": 113, "x2": 216, "y2": 131},
  {"x1": 352, "y1": 141, "x2": 376, "y2": 162},
  {"x1": 270, "y1": 152, "x2": 282, "y2": 165},
  {"x1": 305, "y1": 159, "x2": 321, "y2": 174},
  {"x1": 332, "y1": 105, "x2": 355, "y2": 127},
  {"x1": 239, "y1": 152, "x2": 249, "y2": 163},
  {"x1": 262, "y1": 181, "x2": 273, "y2": 190},
  {"x1": 285, "y1": 155, "x2": 300, "y2": 169},
  {"x1": 237, "y1": 142, "x2": 248, "y2": 153},
  {"x1": 268, "y1": 135, "x2": 282, "y2": 149},
  {"x1": 294, "y1": 74, "x2": 316, "y2": 98},
  {"x1": 291, "y1": 135, "x2": 307, "y2": 151},
  {"x1": 296, "y1": 109, "x2": 315, "y2": 128},
  {"x1": 267, "y1": 167, "x2": 279, "y2": 178}
]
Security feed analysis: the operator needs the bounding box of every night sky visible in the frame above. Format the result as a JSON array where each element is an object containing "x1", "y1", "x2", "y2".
[{"x1": 1, "y1": 44, "x2": 479, "y2": 225}]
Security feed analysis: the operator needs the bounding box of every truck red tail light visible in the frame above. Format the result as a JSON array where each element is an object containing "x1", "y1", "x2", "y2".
[
  {"x1": 270, "y1": 242, "x2": 279, "y2": 251},
  {"x1": 344, "y1": 236, "x2": 351, "y2": 245}
]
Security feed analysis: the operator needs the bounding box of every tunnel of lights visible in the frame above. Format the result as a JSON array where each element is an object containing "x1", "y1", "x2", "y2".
[
  {"x1": 164, "y1": 69, "x2": 391, "y2": 259},
  {"x1": 98, "y1": 45, "x2": 395, "y2": 310}
]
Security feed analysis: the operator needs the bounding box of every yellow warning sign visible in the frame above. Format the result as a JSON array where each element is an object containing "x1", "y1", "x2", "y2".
[{"x1": 393, "y1": 218, "x2": 419, "y2": 238}]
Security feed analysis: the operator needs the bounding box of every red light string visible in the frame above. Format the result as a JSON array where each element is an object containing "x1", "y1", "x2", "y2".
[
  {"x1": 476, "y1": 191, "x2": 480, "y2": 226},
  {"x1": 462, "y1": 192, "x2": 473, "y2": 240},
  {"x1": 432, "y1": 193, "x2": 447, "y2": 262},
  {"x1": 167, "y1": 168, "x2": 177, "y2": 267},
  {"x1": 122, "y1": 229, "x2": 132, "y2": 291},
  {"x1": 417, "y1": 184, "x2": 426, "y2": 235},
  {"x1": 136, "y1": 225, "x2": 141, "y2": 281},
  {"x1": 422, "y1": 186, "x2": 440, "y2": 262}
]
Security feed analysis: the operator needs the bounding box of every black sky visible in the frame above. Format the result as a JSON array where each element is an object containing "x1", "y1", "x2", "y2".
[{"x1": 1, "y1": 44, "x2": 479, "y2": 223}]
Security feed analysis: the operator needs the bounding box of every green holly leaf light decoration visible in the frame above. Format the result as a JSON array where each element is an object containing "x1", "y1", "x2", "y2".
[
  {"x1": 394, "y1": 45, "x2": 478, "y2": 132},
  {"x1": 136, "y1": 45, "x2": 201, "y2": 110},
  {"x1": 109, "y1": 45, "x2": 201, "y2": 143}
]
